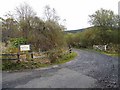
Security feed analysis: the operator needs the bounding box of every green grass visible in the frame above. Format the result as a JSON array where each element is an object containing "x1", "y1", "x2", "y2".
[
  {"x1": 97, "y1": 51, "x2": 119, "y2": 57},
  {"x1": 2, "y1": 60, "x2": 50, "y2": 71},
  {"x1": 53, "y1": 52, "x2": 77, "y2": 65},
  {"x1": 2, "y1": 52, "x2": 77, "y2": 71}
]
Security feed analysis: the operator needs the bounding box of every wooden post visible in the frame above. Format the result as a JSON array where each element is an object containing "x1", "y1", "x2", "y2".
[
  {"x1": 31, "y1": 52, "x2": 33, "y2": 59},
  {"x1": 17, "y1": 52, "x2": 20, "y2": 62},
  {"x1": 69, "y1": 45, "x2": 72, "y2": 53},
  {"x1": 17, "y1": 45, "x2": 20, "y2": 62}
]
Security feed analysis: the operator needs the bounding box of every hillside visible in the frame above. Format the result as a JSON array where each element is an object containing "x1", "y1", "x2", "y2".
[{"x1": 64, "y1": 26, "x2": 94, "y2": 34}]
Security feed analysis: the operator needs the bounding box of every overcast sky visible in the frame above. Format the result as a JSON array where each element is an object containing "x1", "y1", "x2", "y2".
[{"x1": 0, "y1": 0, "x2": 119, "y2": 30}]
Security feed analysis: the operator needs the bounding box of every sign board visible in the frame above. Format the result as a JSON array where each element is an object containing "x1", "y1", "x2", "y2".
[{"x1": 20, "y1": 45, "x2": 30, "y2": 51}]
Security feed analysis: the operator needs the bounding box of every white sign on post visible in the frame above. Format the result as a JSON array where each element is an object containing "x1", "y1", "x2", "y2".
[{"x1": 20, "y1": 45, "x2": 30, "y2": 51}]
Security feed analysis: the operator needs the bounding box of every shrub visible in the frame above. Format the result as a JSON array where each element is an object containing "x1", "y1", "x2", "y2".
[
  {"x1": 48, "y1": 49, "x2": 63, "y2": 63},
  {"x1": 5, "y1": 47, "x2": 19, "y2": 53},
  {"x1": 4, "y1": 37, "x2": 27, "y2": 53},
  {"x1": 10, "y1": 37, "x2": 27, "y2": 48}
]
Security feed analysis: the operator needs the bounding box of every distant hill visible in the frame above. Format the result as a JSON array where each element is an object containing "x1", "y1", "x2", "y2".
[
  {"x1": 64, "y1": 26, "x2": 93, "y2": 34},
  {"x1": 64, "y1": 29, "x2": 84, "y2": 34}
]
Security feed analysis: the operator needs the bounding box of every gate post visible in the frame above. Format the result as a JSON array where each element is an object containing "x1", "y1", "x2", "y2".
[{"x1": 69, "y1": 45, "x2": 72, "y2": 53}]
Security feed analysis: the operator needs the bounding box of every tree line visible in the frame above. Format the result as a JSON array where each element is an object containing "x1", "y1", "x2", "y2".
[{"x1": 65, "y1": 8, "x2": 120, "y2": 52}]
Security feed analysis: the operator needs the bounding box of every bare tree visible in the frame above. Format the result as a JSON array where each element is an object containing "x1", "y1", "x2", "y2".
[
  {"x1": 15, "y1": 2, "x2": 36, "y2": 21},
  {"x1": 15, "y1": 2, "x2": 36, "y2": 39},
  {"x1": 43, "y1": 5, "x2": 60, "y2": 22}
]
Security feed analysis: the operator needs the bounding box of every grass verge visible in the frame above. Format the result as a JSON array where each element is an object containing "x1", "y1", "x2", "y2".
[
  {"x1": 96, "y1": 50, "x2": 119, "y2": 57},
  {"x1": 53, "y1": 52, "x2": 77, "y2": 65},
  {"x1": 79, "y1": 48, "x2": 119, "y2": 57}
]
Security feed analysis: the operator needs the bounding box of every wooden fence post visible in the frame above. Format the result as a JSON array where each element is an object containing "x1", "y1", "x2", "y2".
[
  {"x1": 31, "y1": 52, "x2": 33, "y2": 59},
  {"x1": 69, "y1": 45, "x2": 72, "y2": 53},
  {"x1": 17, "y1": 52, "x2": 20, "y2": 62}
]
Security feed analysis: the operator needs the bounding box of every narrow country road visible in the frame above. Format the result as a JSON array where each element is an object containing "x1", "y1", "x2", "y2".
[{"x1": 2, "y1": 49, "x2": 118, "y2": 88}]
